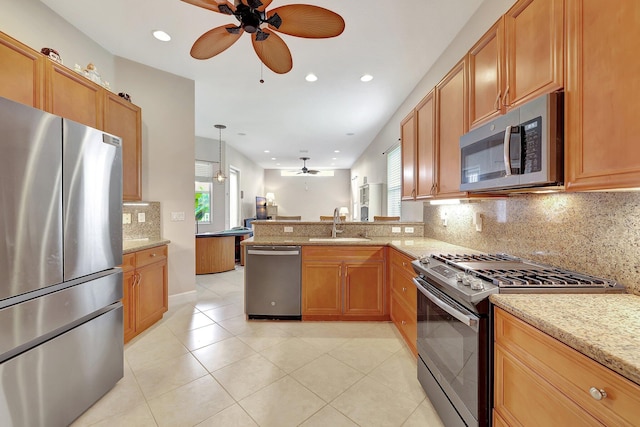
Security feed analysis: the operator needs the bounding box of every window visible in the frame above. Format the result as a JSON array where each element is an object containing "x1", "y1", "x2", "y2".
[
  {"x1": 195, "y1": 160, "x2": 213, "y2": 224},
  {"x1": 387, "y1": 145, "x2": 401, "y2": 217}
]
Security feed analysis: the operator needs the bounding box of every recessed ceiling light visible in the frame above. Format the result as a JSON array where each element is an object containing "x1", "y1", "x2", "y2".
[
  {"x1": 271, "y1": 157, "x2": 276, "y2": 160},
  {"x1": 152, "y1": 30, "x2": 171, "y2": 42},
  {"x1": 264, "y1": 150, "x2": 270, "y2": 153},
  {"x1": 360, "y1": 74, "x2": 373, "y2": 82},
  {"x1": 305, "y1": 73, "x2": 318, "y2": 82},
  {"x1": 334, "y1": 150, "x2": 340, "y2": 153},
  {"x1": 332, "y1": 157, "x2": 337, "y2": 160}
]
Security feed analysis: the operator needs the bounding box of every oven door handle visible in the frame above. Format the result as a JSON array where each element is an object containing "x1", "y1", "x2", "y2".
[{"x1": 413, "y1": 278, "x2": 478, "y2": 328}]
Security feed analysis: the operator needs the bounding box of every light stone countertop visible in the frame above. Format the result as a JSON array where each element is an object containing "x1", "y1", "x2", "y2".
[
  {"x1": 241, "y1": 236, "x2": 483, "y2": 260},
  {"x1": 490, "y1": 293, "x2": 640, "y2": 386},
  {"x1": 123, "y1": 238, "x2": 171, "y2": 254}
]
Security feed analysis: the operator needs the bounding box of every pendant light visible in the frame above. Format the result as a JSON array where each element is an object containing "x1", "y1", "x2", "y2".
[{"x1": 214, "y1": 124, "x2": 227, "y2": 183}]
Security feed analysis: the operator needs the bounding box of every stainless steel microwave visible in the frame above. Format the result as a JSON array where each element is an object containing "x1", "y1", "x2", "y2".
[{"x1": 460, "y1": 92, "x2": 563, "y2": 192}]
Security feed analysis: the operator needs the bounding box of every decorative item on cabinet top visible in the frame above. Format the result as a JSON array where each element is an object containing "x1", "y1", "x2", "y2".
[{"x1": 40, "y1": 47, "x2": 62, "y2": 64}]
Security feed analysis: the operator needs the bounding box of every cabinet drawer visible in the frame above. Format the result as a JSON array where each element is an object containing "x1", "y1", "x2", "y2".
[
  {"x1": 134, "y1": 245, "x2": 167, "y2": 268},
  {"x1": 391, "y1": 292, "x2": 417, "y2": 356},
  {"x1": 390, "y1": 262, "x2": 417, "y2": 309},
  {"x1": 389, "y1": 248, "x2": 415, "y2": 275},
  {"x1": 120, "y1": 253, "x2": 136, "y2": 273},
  {"x1": 303, "y1": 246, "x2": 384, "y2": 261},
  {"x1": 495, "y1": 308, "x2": 640, "y2": 426}
]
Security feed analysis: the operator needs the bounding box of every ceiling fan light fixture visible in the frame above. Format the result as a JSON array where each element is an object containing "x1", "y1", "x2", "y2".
[
  {"x1": 360, "y1": 74, "x2": 374, "y2": 82},
  {"x1": 305, "y1": 73, "x2": 318, "y2": 82},
  {"x1": 152, "y1": 30, "x2": 171, "y2": 42}
]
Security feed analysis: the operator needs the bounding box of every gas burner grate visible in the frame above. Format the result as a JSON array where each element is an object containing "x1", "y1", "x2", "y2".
[
  {"x1": 474, "y1": 268, "x2": 613, "y2": 288},
  {"x1": 432, "y1": 253, "x2": 517, "y2": 263}
]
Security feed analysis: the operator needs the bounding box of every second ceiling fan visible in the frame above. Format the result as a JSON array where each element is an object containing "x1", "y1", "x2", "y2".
[{"x1": 182, "y1": 0, "x2": 345, "y2": 74}]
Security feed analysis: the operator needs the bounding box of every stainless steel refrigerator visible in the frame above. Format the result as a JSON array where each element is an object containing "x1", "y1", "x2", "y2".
[{"x1": 0, "y1": 96, "x2": 124, "y2": 426}]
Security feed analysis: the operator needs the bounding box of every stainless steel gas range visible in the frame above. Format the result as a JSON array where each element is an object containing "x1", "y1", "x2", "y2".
[{"x1": 411, "y1": 253, "x2": 625, "y2": 427}]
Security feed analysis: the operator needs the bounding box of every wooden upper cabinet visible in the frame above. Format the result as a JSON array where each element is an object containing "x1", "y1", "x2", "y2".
[
  {"x1": 503, "y1": 0, "x2": 563, "y2": 109},
  {"x1": 45, "y1": 61, "x2": 103, "y2": 129},
  {"x1": 435, "y1": 58, "x2": 468, "y2": 198},
  {"x1": 565, "y1": 0, "x2": 640, "y2": 191},
  {"x1": 0, "y1": 32, "x2": 44, "y2": 108},
  {"x1": 468, "y1": 18, "x2": 505, "y2": 128},
  {"x1": 400, "y1": 110, "x2": 416, "y2": 200},
  {"x1": 415, "y1": 90, "x2": 435, "y2": 199},
  {"x1": 104, "y1": 91, "x2": 142, "y2": 201}
]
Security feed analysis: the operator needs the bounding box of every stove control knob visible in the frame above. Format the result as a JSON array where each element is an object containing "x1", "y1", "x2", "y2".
[
  {"x1": 470, "y1": 279, "x2": 485, "y2": 291},
  {"x1": 419, "y1": 256, "x2": 430, "y2": 265},
  {"x1": 455, "y1": 272, "x2": 465, "y2": 283},
  {"x1": 462, "y1": 275, "x2": 472, "y2": 286}
]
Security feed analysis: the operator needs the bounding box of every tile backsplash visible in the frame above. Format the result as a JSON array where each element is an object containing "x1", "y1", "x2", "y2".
[
  {"x1": 423, "y1": 192, "x2": 640, "y2": 295},
  {"x1": 123, "y1": 201, "x2": 161, "y2": 240}
]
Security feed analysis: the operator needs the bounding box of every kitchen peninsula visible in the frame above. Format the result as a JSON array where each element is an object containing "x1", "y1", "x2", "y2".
[{"x1": 196, "y1": 228, "x2": 253, "y2": 274}]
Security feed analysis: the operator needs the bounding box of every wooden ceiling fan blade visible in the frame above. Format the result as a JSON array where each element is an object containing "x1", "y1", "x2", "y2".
[
  {"x1": 251, "y1": 29, "x2": 292, "y2": 74},
  {"x1": 190, "y1": 25, "x2": 243, "y2": 59},
  {"x1": 181, "y1": 0, "x2": 235, "y2": 15},
  {"x1": 267, "y1": 5, "x2": 345, "y2": 38}
]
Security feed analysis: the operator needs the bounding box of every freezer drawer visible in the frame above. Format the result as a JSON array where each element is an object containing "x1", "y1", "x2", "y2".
[
  {"x1": 245, "y1": 246, "x2": 301, "y2": 319},
  {"x1": 0, "y1": 305, "x2": 124, "y2": 427}
]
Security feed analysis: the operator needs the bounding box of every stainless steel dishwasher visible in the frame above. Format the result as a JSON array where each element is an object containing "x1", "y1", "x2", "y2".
[{"x1": 244, "y1": 246, "x2": 301, "y2": 320}]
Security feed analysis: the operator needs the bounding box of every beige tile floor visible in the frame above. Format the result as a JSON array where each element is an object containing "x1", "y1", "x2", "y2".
[{"x1": 72, "y1": 267, "x2": 444, "y2": 427}]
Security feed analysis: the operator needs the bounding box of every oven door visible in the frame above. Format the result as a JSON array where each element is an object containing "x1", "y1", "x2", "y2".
[{"x1": 415, "y1": 278, "x2": 482, "y2": 426}]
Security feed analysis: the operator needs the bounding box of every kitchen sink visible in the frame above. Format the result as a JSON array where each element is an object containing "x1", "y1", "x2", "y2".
[{"x1": 308, "y1": 237, "x2": 371, "y2": 242}]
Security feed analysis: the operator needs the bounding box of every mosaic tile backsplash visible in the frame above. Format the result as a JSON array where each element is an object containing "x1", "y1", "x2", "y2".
[{"x1": 423, "y1": 192, "x2": 640, "y2": 295}]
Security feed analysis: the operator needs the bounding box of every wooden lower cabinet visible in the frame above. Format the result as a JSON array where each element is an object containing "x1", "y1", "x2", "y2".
[
  {"x1": 388, "y1": 248, "x2": 417, "y2": 356},
  {"x1": 302, "y1": 246, "x2": 387, "y2": 320},
  {"x1": 494, "y1": 307, "x2": 640, "y2": 426},
  {"x1": 121, "y1": 245, "x2": 168, "y2": 343}
]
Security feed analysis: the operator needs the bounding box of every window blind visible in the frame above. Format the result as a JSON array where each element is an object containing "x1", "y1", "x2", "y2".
[
  {"x1": 387, "y1": 145, "x2": 401, "y2": 217},
  {"x1": 195, "y1": 160, "x2": 214, "y2": 180}
]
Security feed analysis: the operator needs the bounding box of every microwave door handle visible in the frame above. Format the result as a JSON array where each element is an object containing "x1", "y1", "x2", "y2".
[
  {"x1": 503, "y1": 125, "x2": 513, "y2": 176},
  {"x1": 413, "y1": 278, "x2": 478, "y2": 329}
]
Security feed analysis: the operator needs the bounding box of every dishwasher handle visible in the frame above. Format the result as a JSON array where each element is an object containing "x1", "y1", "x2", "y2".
[{"x1": 247, "y1": 248, "x2": 300, "y2": 256}]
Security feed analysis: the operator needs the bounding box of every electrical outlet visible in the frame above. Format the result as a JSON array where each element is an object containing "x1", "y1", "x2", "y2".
[
  {"x1": 284, "y1": 226, "x2": 293, "y2": 233},
  {"x1": 122, "y1": 213, "x2": 131, "y2": 224},
  {"x1": 404, "y1": 227, "x2": 414, "y2": 233},
  {"x1": 392, "y1": 226, "x2": 401, "y2": 233},
  {"x1": 170, "y1": 211, "x2": 185, "y2": 221},
  {"x1": 138, "y1": 212, "x2": 146, "y2": 223}
]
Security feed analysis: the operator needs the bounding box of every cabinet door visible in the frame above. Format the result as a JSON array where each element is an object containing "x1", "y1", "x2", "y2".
[
  {"x1": 343, "y1": 261, "x2": 385, "y2": 318},
  {"x1": 0, "y1": 32, "x2": 44, "y2": 108},
  {"x1": 45, "y1": 61, "x2": 103, "y2": 129},
  {"x1": 435, "y1": 58, "x2": 468, "y2": 197},
  {"x1": 494, "y1": 343, "x2": 601, "y2": 426},
  {"x1": 104, "y1": 91, "x2": 142, "y2": 201},
  {"x1": 565, "y1": 0, "x2": 640, "y2": 191},
  {"x1": 468, "y1": 18, "x2": 504, "y2": 128},
  {"x1": 400, "y1": 110, "x2": 416, "y2": 200},
  {"x1": 136, "y1": 259, "x2": 168, "y2": 332},
  {"x1": 302, "y1": 261, "x2": 342, "y2": 318},
  {"x1": 122, "y1": 269, "x2": 137, "y2": 343},
  {"x1": 504, "y1": 0, "x2": 563, "y2": 108},
  {"x1": 415, "y1": 90, "x2": 435, "y2": 199}
]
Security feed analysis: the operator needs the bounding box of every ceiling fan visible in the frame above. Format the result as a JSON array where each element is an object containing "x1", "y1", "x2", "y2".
[
  {"x1": 297, "y1": 157, "x2": 319, "y2": 174},
  {"x1": 182, "y1": 0, "x2": 345, "y2": 74}
]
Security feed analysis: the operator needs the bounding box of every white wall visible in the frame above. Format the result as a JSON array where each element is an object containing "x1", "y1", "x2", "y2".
[
  {"x1": 115, "y1": 57, "x2": 195, "y2": 297},
  {"x1": 1, "y1": 0, "x2": 198, "y2": 297},
  {"x1": 351, "y1": 0, "x2": 516, "y2": 221},
  {"x1": 196, "y1": 136, "x2": 265, "y2": 231},
  {"x1": 264, "y1": 170, "x2": 351, "y2": 221}
]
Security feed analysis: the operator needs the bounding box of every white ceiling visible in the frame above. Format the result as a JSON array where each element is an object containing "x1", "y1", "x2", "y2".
[{"x1": 41, "y1": 0, "x2": 483, "y2": 172}]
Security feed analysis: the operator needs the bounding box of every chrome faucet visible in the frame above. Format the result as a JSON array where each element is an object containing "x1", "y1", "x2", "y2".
[{"x1": 331, "y1": 207, "x2": 344, "y2": 238}]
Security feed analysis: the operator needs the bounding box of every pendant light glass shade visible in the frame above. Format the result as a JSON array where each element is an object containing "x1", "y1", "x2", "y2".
[{"x1": 214, "y1": 124, "x2": 227, "y2": 183}]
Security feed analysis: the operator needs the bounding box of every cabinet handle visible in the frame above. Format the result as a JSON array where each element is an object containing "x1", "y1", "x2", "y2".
[
  {"x1": 402, "y1": 287, "x2": 407, "y2": 292},
  {"x1": 502, "y1": 85, "x2": 510, "y2": 107},
  {"x1": 401, "y1": 320, "x2": 407, "y2": 325},
  {"x1": 494, "y1": 90, "x2": 502, "y2": 110},
  {"x1": 402, "y1": 262, "x2": 407, "y2": 267},
  {"x1": 150, "y1": 253, "x2": 157, "y2": 257},
  {"x1": 589, "y1": 387, "x2": 607, "y2": 401}
]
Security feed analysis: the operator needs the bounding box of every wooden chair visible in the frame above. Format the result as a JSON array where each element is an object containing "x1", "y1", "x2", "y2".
[
  {"x1": 320, "y1": 215, "x2": 346, "y2": 221},
  {"x1": 373, "y1": 216, "x2": 400, "y2": 221},
  {"x1": 276, "y1": 215, "x2": 301, "y2": 220}
]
